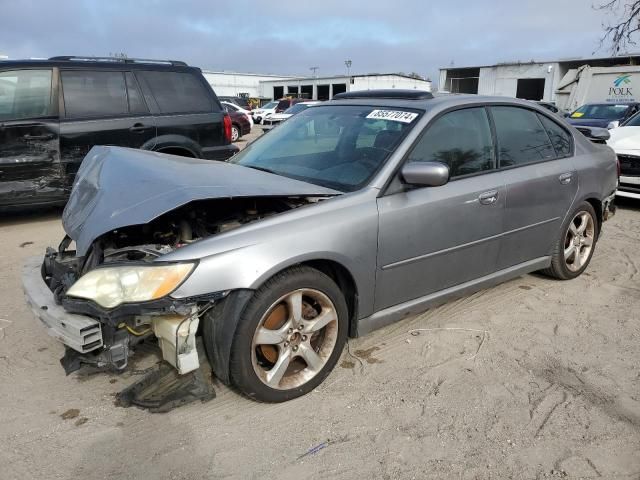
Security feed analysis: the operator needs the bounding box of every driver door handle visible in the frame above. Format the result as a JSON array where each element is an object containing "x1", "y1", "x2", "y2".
[
  {"x1": 129, "y1": 123, "x2": 148, "y2": 133},
  {"x1": 479, "y1": 190, "x2": 499, "y2": 205},
  {"x1": 23, "y1": 133, "x2": 54, "y2": 141}
]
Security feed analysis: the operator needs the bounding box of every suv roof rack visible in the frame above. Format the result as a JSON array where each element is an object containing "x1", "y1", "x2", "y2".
[
  {"x1": 332, "y1": 89, "x2": 433, "y2": 100},
  {"x1": 48, "y1": 56, "x2": 188, "y2": 66}
]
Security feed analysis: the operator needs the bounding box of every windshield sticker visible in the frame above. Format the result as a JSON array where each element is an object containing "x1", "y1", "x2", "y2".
[
  {"x1": 571, "y1": 112, "x2": 584, "y2": 118},
  {"x1": 366, "y1": 110, "x2": 419, "y2": 123}
]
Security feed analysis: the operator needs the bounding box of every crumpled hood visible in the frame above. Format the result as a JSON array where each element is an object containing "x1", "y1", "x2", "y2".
[
  {"x1": 63, "y1": 146, "x2": 340, "y2": 256},
  {"x1": 607, "y1": 126, "x2": 640, "y2": 151}
]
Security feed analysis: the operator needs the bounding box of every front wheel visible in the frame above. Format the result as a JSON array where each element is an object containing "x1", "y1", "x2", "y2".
[
  {"x1": 229, "y1": 266, "x2": 348, "y2": 402},
  {"x1": 541, "y1": 201, "x2": 598, "y2": 280}
]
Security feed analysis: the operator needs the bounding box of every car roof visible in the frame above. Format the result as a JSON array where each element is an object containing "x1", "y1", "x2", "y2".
[
  {"x1": 0, "y1": 58, "x2": 200, "y2": 73},
  {"x1": 324, "y1": 92, "x2": 554, "y2": 111}
]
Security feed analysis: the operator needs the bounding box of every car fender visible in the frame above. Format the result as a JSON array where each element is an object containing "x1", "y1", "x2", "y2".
[{"x1": 142, "y1": 135, "x2": 202, "y2": 157}]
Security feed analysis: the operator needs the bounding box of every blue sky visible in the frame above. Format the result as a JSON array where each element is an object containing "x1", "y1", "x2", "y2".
[{"x1": 0, "y1": 0, "x2": 627, "y2": 84}]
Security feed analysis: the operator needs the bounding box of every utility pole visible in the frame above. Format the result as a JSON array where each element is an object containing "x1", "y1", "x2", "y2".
[
  {"x1": 310, "y1": 66, "x2": 319, "y2": 77},
  {"x1": 344, "y1": 60, "x2": 352, "y2": 76}
]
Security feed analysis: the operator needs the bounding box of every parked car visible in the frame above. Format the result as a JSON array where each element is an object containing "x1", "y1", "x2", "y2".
[
  {"x1": 0, "y1": 56, "x2": 238, "y2": 209},
  {"x1": 219, "y1": 96, "x2": 251, "y2": 111},
  {"x1": 221, "y1": 101, "x2": 253, "y2": 127},
  {"x1": 24, "y1": 90, "x2": 617, "y2": 403},
  {"x1": 223, "y1": 105, "x2": 252, "y2": 141},
  {"x1": 607, "y1": 114, "x2": 640, "y2": 199},
  {"x1": 566, "y1": 102, "x2": 640, "y2": 129},
  {"x1": 252, "y1": 101, "x2": 278, "y2": 124},
  {"x1": 262, "y1": 101, "x2": 321, "y2": 131}
]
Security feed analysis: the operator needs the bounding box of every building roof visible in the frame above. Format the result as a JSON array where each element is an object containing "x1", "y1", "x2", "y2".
[
  {"x1": 201, "y1": 70, "x2": 297, "y2": 78},
  {"x1": 439, "y1": 53, "x2": 640, "y2": 71}
]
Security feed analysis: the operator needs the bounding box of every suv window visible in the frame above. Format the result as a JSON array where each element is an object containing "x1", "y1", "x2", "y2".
[
  {"x1": 408, "y1": 107, "x2": 495, "y2": 177},
  {"x1": 139, "y1": 71, "x2": 213, "y2": 114},
  {"x1": 537, "y1": 113, "x2": 571, "y2": 157},
  {"x1": 0, "y1": 69, "x2": 53, "y2": 120},
  {"x1": 62, "y1": 70, "x2": 128, "y2": 118},
  {"x1": 491, "y1": 106, "x2": 555, "y2": 167}
]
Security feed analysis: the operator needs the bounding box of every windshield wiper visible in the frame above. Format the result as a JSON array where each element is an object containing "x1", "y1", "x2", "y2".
[{"x1": 244, "y1": 165, "x2": 278, "y2": 175}]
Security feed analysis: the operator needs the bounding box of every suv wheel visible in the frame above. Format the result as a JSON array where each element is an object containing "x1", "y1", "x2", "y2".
[
  {"x1": 541, "y1": 201, "x2": 598, "y2": 280},
  {"x1": 231, "y1": 125, "x2": 240, "y2": 142},
  {"x1": 228, "y1": 266, "x2": 348, "y2": 402}
]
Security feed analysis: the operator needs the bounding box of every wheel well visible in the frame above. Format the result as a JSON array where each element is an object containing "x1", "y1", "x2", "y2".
[
  {"x1": 585, "y1": 198, "x2": 602, "y2": 236},
  {"x1": 156, "y1": 146, "x2": 196, "y2": 158},
  {"x1": 300, "y1": 260, "x2": 359, "y2": 338}
]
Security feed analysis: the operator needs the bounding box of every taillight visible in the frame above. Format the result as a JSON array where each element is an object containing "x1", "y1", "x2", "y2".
[{"x1": 223, "y1": 114, "x2": 232, "y2": 143}]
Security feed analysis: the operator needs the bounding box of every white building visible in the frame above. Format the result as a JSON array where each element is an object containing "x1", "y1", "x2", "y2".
[
  {"x1": 201, "y1": 71, "x2": 296, "y2": 98},
  {"x1": 259, "y1": 73, "x2": 432, "y2": 101},
  {"x1": 438, "y1": 54, "x2": 640, "y2": 102}
]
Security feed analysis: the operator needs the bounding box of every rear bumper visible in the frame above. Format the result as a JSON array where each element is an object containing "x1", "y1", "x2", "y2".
[
  {"x1": 201, "y1": 144, "x2": 239, "y2": 161},
  {"x1": 603, "y1": 192, "x2": 616, "y2": 220},
  {"x1": 22, "y1": 257, "x2": 103, "y2": 353}
]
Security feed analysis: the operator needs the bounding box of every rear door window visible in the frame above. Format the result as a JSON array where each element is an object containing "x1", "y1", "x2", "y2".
[
  {"x1": 138, "y1": 71, "x2": 214, "y2": 114},
  {"x1": 0, "y1": 69, "x2": 53, "y2": 120},
  {"x1": 408, "y1": 107, "x2": 495, "y2": 177},
  {"x1": 491, "y1": 106, "x2": 555, "y2": 167},
  {"x1": 61, "y1": 70, "x2": 128, "y2": 118}
]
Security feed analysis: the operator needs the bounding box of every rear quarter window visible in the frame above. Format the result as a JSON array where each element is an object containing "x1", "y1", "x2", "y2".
[{"x1": 138, "y1": 71, "x2": 215, "y2": 114}]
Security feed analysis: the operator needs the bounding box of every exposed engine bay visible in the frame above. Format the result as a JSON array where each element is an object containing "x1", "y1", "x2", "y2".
[{"x1": 40, "y1": 196, "x2": 318, "y2": 379}]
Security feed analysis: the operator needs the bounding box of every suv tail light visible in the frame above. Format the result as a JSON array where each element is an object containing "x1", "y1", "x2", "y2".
[{"x1": 223, "y1": 114, "x2": 232, "y2": 143}]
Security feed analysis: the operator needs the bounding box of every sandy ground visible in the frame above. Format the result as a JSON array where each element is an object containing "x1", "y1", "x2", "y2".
[{"x1": 1, "y1": 145, "x2": 639, "y2": 479}]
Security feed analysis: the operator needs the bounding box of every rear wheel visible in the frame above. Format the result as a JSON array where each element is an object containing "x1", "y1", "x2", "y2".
[
  {"x1": 541, "y1": 201, "x2": 598, "y2": 280},
  {"x1": 229, "y1": 266, "x2": 348, "y2": 402},
  {"x1": 231, "y1": 125, "x2": 240, "y2": 142}
]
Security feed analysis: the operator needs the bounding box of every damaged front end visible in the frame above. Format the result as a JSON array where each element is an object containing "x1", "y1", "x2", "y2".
[{"x1": 24, "y1": 146, "x2": 338, "y2": 380}]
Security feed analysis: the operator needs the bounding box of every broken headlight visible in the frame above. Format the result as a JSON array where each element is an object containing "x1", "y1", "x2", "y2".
[{"x1": 66, "y1": 263, "x2": 195, "y2": 308}]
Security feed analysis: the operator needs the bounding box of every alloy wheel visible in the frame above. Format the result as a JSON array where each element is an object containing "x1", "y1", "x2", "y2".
[
  {"x1": 564, "y1": 211, "x2": 595, "y2": 272},
  {"x1": 251, "y1": 288, "x2": 339, "y2": 390}
]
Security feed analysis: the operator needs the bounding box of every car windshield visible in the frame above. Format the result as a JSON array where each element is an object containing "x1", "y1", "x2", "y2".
[
  {"x1": 570, "y1": 104, "x2": 630, "y2": 120},
  {"x1": 283, "y1": 103, "x2": 311, "y2": 115},
  {"x1": 229, "y1": 105, "x2": 421, "y2": 192},
  {"x1": 261, "y1": 101, "x2": 278, "y2": 110},
  {"x1": 623, "y1": 111, "x2": 640, "y2": 126}
]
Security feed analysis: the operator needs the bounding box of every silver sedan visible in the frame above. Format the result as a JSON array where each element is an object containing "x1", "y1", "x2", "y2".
[{"x1": 24, "y1": 90, "x2": 618, "y2": 402}]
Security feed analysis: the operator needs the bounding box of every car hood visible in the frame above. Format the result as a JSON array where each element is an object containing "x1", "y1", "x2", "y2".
[
  {"x1": 63, "y1": 146, "x2": 341, "y2": 256},
  {"x1": 567, "y1": 117, "x2": 614, "y2": 128},
  {"x1": 607, "y1": 126, "x2": 640, "y2": 150}
]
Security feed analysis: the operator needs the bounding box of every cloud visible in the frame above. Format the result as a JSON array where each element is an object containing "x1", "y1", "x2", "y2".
[{"x1": 0, "y1": 0, "x2": 615, "y2": 83}]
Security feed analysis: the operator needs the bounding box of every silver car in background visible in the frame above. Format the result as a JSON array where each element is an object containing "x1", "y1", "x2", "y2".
[{"x1": 24, "y1": 90, "x2": 618, "y2": 403}]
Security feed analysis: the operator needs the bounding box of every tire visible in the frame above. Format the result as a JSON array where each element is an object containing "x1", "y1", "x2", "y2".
[
  {"x1": 231, "y1": 125, "x2": 240, "y2": 142},
  {"x1": 540, "y1": 201, "x2": 598, "y2": 280},
  {"x1": 229, "y1": 266, "x2": 348, "y2": 402}
]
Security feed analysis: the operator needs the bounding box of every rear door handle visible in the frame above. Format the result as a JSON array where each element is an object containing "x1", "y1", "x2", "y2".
[
  {"x1": 478, "y1": 190, "x2": 499, "y2": 205},
  {"x1": 559, "y1": 172, "x2": 573, "y2": 185},
  {"x1": 129, "y1": 123, "x2": 148, "y2": 133},
  {"x1": 23, "y1": 133, "x2": 54, "y2": 141}
]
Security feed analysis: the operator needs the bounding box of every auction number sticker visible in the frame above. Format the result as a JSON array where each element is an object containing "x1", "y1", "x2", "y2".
[{"x1": 366, "y1": 109, "x2": 418, "y2": 123}]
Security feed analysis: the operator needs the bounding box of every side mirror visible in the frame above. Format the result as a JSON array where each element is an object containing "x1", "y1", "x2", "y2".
[{"x1": 401, "y1": 162, "x2": 449, "y2": 187}]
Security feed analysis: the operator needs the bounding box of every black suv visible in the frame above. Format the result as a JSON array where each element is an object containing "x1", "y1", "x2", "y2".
[{"x1": 0, "y1": 56, "x2": 238, "y2": 208}]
